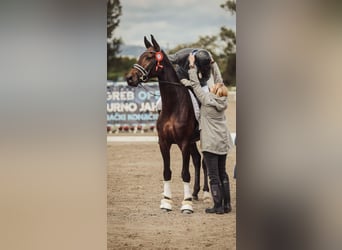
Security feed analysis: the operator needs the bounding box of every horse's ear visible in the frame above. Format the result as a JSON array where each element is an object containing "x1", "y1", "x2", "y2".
[
  {"x1": 144, "y1": 36, "x2": 152, "y2": 48},
  {"x1": 151, "y1": 35, "x2": 160, "y2": 51}
]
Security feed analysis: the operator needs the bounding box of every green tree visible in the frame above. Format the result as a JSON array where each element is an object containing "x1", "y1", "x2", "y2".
[
  {"x1": 168, "y1": 1, "x2": 236, "y2": 85},
  {"x1": 220, "y1": 26, "x2": 236, "y2": 55},
  {"x1": 107, "y1": 57, "x2": 137, "y2": 81},
  {"x1": 220, "y1": 0, "x2": 236, "y2": 14},
  {"x1": 107, "y1": 0, "x2": 122, "y2": 77},
  {"x1": 220, "y1": 0, "x2": 236, "y2": 85},
  {"x1": 168, "y1": 33, "x2": 234, "y2": 85}
]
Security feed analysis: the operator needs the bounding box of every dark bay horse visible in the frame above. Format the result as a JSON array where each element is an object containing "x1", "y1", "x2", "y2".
[{"x1": 126, "y1": 35, "x2": 209, "y2": 213}]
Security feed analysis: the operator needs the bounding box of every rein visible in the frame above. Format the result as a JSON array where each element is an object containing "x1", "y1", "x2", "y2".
[
  {"x1": 138, "y1": 80, "x2": 185, "y2": 97},
  {"x1": 138, "y1": 82, "x2": 160, "y2": 96},
  {"x1": 159, "y1": 80, "x2": 184, "y2": 87}
]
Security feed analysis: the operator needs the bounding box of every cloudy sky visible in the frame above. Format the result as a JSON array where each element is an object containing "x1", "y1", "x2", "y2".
[{"x1": 116, "y1": 0, "x2": 236, "y2": 50}]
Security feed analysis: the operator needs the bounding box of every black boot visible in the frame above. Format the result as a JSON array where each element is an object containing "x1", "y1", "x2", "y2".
[
  {"x1": 205, "y1": 184, "x2": 224, "y2": 214},
  {"x1": 222, "y1": 177, "x2": 232, "y2": 213}
]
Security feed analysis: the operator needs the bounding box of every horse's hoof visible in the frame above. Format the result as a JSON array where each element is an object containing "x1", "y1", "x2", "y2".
[{"x1": 181, "y1": 209, "x2": 193, "y2": 214}]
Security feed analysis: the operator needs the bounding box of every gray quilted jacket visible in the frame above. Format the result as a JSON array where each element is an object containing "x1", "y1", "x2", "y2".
[{"x1": 182, "y1": 68, "x2": 234, "y2": 155}]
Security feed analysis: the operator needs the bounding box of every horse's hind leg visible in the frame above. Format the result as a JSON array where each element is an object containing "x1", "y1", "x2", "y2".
[
  {"x1": 190, "y1": 143, "x2": 201, "y2": 200},
  {"x1": 159, "y1": 141, "x2": 173, "y2": 211}
]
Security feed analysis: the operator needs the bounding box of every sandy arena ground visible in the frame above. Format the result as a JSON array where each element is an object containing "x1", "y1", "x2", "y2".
[{"x1": 107, "y1": 95, "x2": 236, "y2": 250}]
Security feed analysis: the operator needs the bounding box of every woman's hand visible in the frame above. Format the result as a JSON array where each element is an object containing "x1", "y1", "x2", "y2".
[{"x1": 188, "y1": 53, "x2": 195, "y2": 68}]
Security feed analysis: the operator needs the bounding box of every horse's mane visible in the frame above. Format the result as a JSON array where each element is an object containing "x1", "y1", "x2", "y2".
[{"x1": 160, "y1": 50, "x2": 182, "y2": 84}]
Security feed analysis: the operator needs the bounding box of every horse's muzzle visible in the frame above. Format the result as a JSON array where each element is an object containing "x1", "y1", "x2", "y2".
[{"x1": 126, "y1": 74, "x2": 139, "y2": 87}]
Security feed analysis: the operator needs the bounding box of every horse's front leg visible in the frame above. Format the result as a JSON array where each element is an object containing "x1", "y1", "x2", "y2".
[
  {"x1": 190, "y1": 143, "x2": 201, "y2": 200},
  {"x1": 179, "y1": 143, "x2": 194, "y2": 214},
  {"x1": 159, "y1": 141, "x2": 173, "y2": 211}
]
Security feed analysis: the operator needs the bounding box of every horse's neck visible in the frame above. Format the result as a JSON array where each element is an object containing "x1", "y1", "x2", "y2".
[
  {"x1": 158, "y1": 73, "x2": 179, "y2": 97},
  {"x1": 157, "y1": 64, "x2": 190, "y2": 113}
]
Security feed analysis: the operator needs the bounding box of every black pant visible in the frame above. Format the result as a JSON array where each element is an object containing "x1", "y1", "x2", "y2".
[{"x1": 203, "y1": 151, "x2": 228, "y2": 185}]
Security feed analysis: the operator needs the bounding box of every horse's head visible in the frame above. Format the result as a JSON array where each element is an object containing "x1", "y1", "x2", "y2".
[{"x1": 126, "y1": 35, "x2": 165, "y2": 87}]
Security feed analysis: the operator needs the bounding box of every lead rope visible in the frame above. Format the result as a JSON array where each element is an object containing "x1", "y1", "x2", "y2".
[
  {"x1": 138, "y1": 82, "x2": 160, "y2": 96},
  {"x1": 138, "y1": 80, "x2": 186, "y2": 97}
]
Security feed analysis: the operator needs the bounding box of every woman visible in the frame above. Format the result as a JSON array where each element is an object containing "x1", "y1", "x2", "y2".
[{"x1": 182, "y1": 53, "x2": 234, "y2": 214}]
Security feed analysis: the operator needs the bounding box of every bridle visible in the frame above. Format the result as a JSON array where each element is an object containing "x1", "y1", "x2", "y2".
[
  {"x1": 133, "y1": 63, "x2": 150, "y2": 82},
  {"x1": 133, "y1": 50, "x2": 183, "y2": 87},
  {"x1": 133, "y1": 50, "x2": 164, "y2": 83}
]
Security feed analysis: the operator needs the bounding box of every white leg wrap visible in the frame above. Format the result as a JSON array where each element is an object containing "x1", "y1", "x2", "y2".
[
  {"x1": 160, "y1": 198, "x2": 173, "y2": 211},
  {"x1": 160, "y1": 181, "x2": 173, "y2": 211},
  {"x1": 183, "y1": 182, "x2": 192, "y2": 200},
  {"x1": 202, "y1": 191, "x2": 212, "y2": 203},
  {"x1": 163, "y1": 181, "x2": 172, "y2": 199},
  {"x1": 181, "y1": 182, "x2": 193, "y2": 213},
  {"x1": 181, "y1": 200, "x2": 193, "y2": 213}
]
